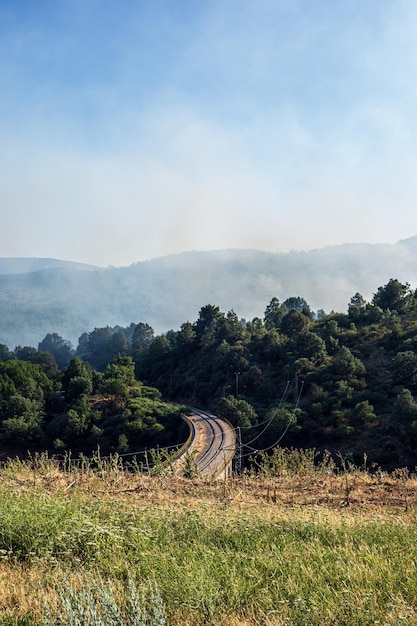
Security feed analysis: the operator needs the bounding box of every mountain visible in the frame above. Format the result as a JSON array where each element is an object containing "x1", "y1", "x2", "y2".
[
  {"x1": 1, "y1": 237, "x2": 417, "y2": 349},
  {"x1": 0, "y1": 258, "x2": 100, "y2": 274}
]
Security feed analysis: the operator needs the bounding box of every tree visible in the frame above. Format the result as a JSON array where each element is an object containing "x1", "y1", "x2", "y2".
[
  {"x1": 61, "y1": 357, "x2": 93, "y2": 404},
  {"x1": 76, "y1": 332, "x2": 89, "y2": 361},
  {"x1": 76, "y1": 327, "x2": 113, "y2": 370},
  {"x1": 222, "y1": 310, "x2": 248, "y2": 343},
  {"x1": 283, "y1": 296, "x2": 312, "y2": 317},
  {"x1": 393, "y1": 389, "x2": 417, "y2": 427},
  {"x1": 132, "y1": 322, "x2": 154, "y2": 353},
  {"x1": 263, "y1": 406, "x2": 298, "y2": 444},
  {"x1": 281, "y1": 309, "x2": 309, "y2": 336},
  {"x1": 101, "y1": 377, "x2": 127, "y2": 398},
  {"x1": 13, "y1": 346, "x2": 58, "y2": 377},
  {"x1": 108, "y1": 331, "x2": 130, "y2": 362},
  {"x1": 0, "y1": 360, "x2": 52, "y2": 446},
  {"x1": 348, "y1": 400, "x2": 378, "y2": 428},
  {"x1": 332, "y1": 346, "x2": 366, "y2": 379},
  {"x1": 0, "y1": 360, "x2": 52, "y2": 401},
  {"x1": 176, "y1": 322, "x2": 196, "y2": 354},
  {"x1": 60, "y1": 403, "x2": 92, "y2": 443},
  {"x1": 348, "y1": 292, "x2": 367, "y2": 321},
  {"x1": 216, "y1": 395, "x2": 257, "y2": 428},
  {"x1": 194, "y1": 304, "x2": 223, "y2": 339},
  {"x1": 139, "y1": 335, "x2": 173, "y2": 386},
  {"x1": 213, "y1": 341, "x2": 251, "y2": 389},
  {"x1": 372, "y1": 279, "x2": 412, "y2": 313},
  {"x1": 38, "y1": 333, "x2": 74, "y2": 368},
  {"x1": 1, "y1": 411, "x2": 43, "y2": 445},
  {"x1": 391, "y1": 351, "x2": 417, "y2": 389},
  {"x1": 294, "y1": 331, "x2": 327, "y2": 364},
  {"x1": 101, "y1": 355, "x2": 137, "y2": 397},
  {"x1": 0, "y1": 344, "x2": 12, "y2": 362},
  {"x1": 264, "y1": 297, "x2": 286, "y2": 330},
  {"x1": 66, "y1": 376, "x2": 93, "y2": 403},
  {"x1": 324, "y1": 319, "x2": 341, "y2": 337}
]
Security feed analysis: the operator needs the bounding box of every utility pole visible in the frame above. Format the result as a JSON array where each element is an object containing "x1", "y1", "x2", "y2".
[
  {"x1": 235, "y1": 426, "x2": 242, "y2": 476},
  {"x1": 235, "y1": 371, "x2": 240, "y2": 397},
  {"x1": 293, "y1": 374, "x2": 298, "y2": 405}
]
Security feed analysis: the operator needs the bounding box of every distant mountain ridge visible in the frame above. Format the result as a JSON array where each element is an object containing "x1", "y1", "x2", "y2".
[
  {"x1": 1, "y1": 237, "x2": 417, "y2": 349},
  {"x1": 0, "y1": 258, "x2": 100, "y2": 275}
]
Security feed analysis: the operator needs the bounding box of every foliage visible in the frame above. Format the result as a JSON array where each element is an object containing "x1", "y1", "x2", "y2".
[
  {"x1": 4, "y1": 276, "x2": 417, "y2": 468},
  {"x1": 42, "y1": 572, "x2": 166, "y2": 626},
  {"x1": 372, "y1": 278, "x2": 413, "y2": 312},
  {"x1": 61, "y1": 357, "x2": 93, "y2": 404},
  {"x1": 38, "y1": 333, "x2": 74, "y2": 368},
  {"x1": 216, "y1": 395, "x2": 258, "y2": 428},
  {"x1": 0, "y1": 361, "x2": 53, "y2": 446},
  {"x1": 391, "y1": 351, "x2": 417, "y2": 389},
  {"x1": 0, "y1": 354, "x2": 184, "y2": 457}
]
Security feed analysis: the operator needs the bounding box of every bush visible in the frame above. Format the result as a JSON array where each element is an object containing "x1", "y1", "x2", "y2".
[{"x1": 42, "y1": 571, "x2": 167, "y2": 626}]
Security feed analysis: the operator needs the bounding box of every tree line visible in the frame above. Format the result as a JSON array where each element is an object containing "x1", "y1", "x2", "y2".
[{"x1": 1, "y1": 278, "x2": 417, "y2": 469}]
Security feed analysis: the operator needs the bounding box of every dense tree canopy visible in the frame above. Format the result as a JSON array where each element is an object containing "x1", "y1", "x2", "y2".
[
  {"x1": 38, "y1": 333, "x2": 74, "y2": 368},
  {"x1": 0, "y1": 360, "x2": 53, "y2": 446},
  {"x1": 372, "y1": 279, "x2": 413, "y2": 313},
  {"x1": 2, "y1": 277, "x2": 417, "y2": 469}
]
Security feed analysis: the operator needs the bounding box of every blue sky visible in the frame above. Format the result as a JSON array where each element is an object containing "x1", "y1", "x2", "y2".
[{"x1": 1, "y1": 0, "x2": 417, "y2": 266}]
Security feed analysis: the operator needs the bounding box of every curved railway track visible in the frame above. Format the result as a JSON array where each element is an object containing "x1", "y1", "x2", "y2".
[
  {"x1": 192, "y1": 409, "x2": 226, "y2": 474},
  {"x1": 176, "y1": 408, "x2": 236, "y2": 479}
]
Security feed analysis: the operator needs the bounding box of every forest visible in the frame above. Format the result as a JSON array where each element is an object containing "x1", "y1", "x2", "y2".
[
  {"x1": 2, "y1": 236, "x2": 417, "y2": 350},
  {"x1": 2, "y1": 277, "x2": 417, "y2": 470}
]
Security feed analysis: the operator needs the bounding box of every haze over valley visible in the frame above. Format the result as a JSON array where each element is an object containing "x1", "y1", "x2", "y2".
[
  {"x1": 1, "y1": 236, "x2": 417, "y2": 349},
  {"x1": 2, "y1": 3, "x2": 417, "y2": 349}
]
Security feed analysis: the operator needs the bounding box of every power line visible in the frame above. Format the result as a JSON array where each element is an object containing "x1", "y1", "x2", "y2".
[
  {"x1": 239, "y1": 376, "x2": 304, "y2": 459},
  {"x1": 238, "y1": 378, "x2": 296, "y2": 448}
]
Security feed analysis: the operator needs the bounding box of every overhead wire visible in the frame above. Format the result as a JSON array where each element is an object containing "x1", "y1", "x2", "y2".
[
  {"x1": 239, "y1": 378, "x2": 304, "y2": 458},
  {"x1": 239, "y1": 379, "x2": 291, "y2": 447},
  {"x1": 175, "y1": 377, "x2": 303, "y2": 459},
  {"x1": 238, "y1": 380, "x2": 291, "y2": 431}
]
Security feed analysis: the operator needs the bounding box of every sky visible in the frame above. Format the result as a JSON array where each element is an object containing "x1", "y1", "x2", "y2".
[{"x1": 1, "y1": 0, "x2": 417, "y2": 267}]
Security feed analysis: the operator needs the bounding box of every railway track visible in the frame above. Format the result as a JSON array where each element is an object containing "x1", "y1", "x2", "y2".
[{"x1": 176, "y1": 408, "x2": 236, "y2": 479}]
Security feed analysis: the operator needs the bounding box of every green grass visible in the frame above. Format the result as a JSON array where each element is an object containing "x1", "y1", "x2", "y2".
[{"x1": 1, "y1": 466, "x2": 417, "y2": 624}]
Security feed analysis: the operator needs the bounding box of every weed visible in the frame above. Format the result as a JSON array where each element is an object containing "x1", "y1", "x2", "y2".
[{"x1": 42, "y1": 571, "x2": 166, "y2": 626}]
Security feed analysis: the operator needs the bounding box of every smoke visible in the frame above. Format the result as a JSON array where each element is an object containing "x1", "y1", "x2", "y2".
[{"x1": 1, "y1": 1, "x2": 417, "y2": 265}]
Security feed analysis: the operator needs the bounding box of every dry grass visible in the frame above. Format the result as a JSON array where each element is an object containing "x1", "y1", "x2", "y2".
[
  {"x1": 3, "y1": 457, "x2": 417, "y2": 512},
  {"x1": 2, "y1": 458, "x2": 417, "y2": 625}
]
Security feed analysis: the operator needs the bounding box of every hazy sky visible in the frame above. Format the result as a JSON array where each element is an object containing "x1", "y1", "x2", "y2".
[{"x1": 1, "y1": 0, "x2": 417, "y2": 266}]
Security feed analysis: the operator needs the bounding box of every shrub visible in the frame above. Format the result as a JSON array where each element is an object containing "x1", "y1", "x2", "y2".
[{"x1": 42, "y1": 571, "x2": 167, "y2": 626}]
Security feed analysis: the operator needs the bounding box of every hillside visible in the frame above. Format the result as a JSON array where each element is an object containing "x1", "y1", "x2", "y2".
[
  {"x1": 1, "y1": 237, "x2": 417, "y2": 348},
  {"x1": 0, "y1": 257, "x2": 100, "y2": 274},
  {"x1": 3, "y1": 278, "x2": 417, "y2": 471}
]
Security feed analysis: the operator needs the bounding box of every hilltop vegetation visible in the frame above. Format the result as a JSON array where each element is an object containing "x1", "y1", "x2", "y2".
[
  {"x1": 2, "y1": 236, "x2": 417, "y2": 348},
  {"x1": 0, "y1": 353, "x2": 187, "y2": 461},
  {"x1": 2, "y1": 277, "x2": 417, "y2": 469}
]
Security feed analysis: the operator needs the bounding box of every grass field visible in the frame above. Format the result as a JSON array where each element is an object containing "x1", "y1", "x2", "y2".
[{"x1": 1, "y1": 452, "x2": 417, "y2": 625}]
